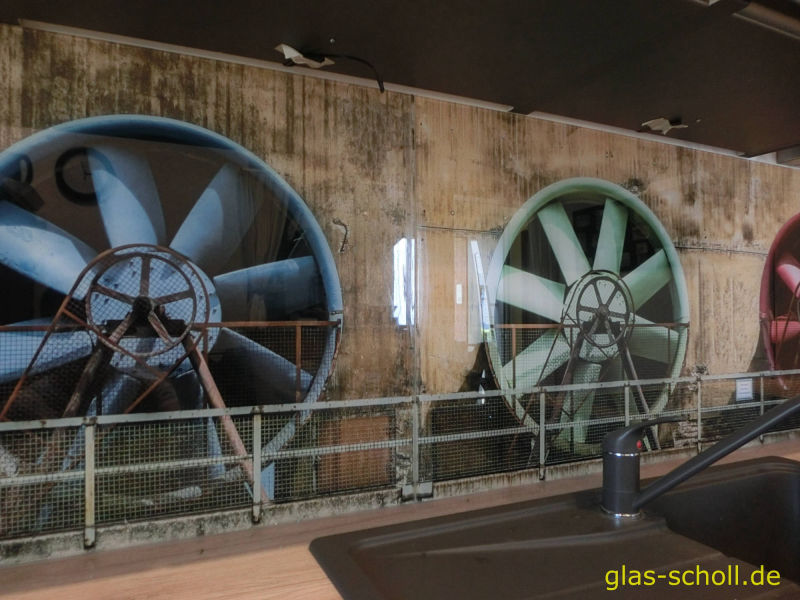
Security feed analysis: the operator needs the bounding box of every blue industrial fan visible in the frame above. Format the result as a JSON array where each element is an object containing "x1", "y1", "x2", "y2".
[{"x1": 0, "y1": 115, "x2": 342, "y2": 503}]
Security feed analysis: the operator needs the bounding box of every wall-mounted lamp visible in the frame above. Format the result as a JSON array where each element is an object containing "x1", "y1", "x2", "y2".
[
  {"x1": 640, "y1": 117, "x2": 688, "y2": 135},
  {"x1": 274, "y1": 43, "x2": 385, "y2": 92},
  {"x1": 274, "y1": 44, "x2": 335, "y2": 69}
]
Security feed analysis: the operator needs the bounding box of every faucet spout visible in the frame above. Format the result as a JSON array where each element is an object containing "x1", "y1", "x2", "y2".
[{"x1": 601, "y1": 395, "x2": 800, "y2": 517}]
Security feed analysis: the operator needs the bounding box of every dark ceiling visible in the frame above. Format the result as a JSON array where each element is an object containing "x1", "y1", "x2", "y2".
[{"x1": 1, "y1": 0, "x2": 799, "y2": 157}]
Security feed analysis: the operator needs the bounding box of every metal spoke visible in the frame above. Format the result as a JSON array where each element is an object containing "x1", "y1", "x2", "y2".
[
  {"x1": 595, "y1": 280, "x2": 605, "y2": 304},
  {"x1": 92, "y1": 284, "x2": 137, "y2": 306},
  {"x1": 496, "y1": 265, "x2": 565, "y2": 322},
  {"x1": 602, "y1": 318, "x2": 616, "y2": 340},
  {"x1": 139, "y1": 255, "x2": 151, "y2": 297},
  {"x1": 152, "y1": 289, "x2": 194, "y2": 305},
  {"x1": 147, "y1": 312, "x2": 174, "y2": 343},
  {"x1": 537, "y1": 202, "x2": 590, "y2": 286}
]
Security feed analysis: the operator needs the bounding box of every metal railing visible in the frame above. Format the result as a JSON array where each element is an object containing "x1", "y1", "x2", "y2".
[{"x1": 2, "y1": 368, "x2": 800, "y2": 548}]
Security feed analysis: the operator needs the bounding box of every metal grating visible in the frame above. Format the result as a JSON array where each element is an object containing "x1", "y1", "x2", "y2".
[{"x1": 2, "y1": 370, "x2": 800, "y2": 543}]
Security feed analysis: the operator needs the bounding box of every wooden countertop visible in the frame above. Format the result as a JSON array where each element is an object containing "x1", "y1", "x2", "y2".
[{"x1": 3, "y1": 438, "x2": 800, "y2": 600}]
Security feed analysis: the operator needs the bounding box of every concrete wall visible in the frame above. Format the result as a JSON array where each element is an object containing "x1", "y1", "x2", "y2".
[{"x1": 2, "y1": 24, "x2": 800, "y2": 400}]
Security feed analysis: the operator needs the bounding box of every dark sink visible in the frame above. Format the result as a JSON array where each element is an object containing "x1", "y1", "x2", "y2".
[
  {"x1": 648, "y1": 457, "x2": 800, "y2": 583},
  {"x1": 310, "y1": 458, "x2": 800, "y2": 599}
]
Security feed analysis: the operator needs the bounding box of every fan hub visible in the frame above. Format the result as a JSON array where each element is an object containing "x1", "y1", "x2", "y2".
[
  {"x1": 563, "y1": 271, "x2": 634, "y2": 362},
  {"x1": 84, "y1": 244, "x2": 221, "y2": 364},
  {"x1": 131, "y1": 295, "x2": 155, "y2": 319}
]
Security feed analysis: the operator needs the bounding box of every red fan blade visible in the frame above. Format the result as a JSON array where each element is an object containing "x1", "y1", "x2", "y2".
[
  {"x1": 770, "y1": 317, "x2": 800, "y2": 344},
  {"x1": 776, "y1": 253, "x2": 800, "y2": 297}
]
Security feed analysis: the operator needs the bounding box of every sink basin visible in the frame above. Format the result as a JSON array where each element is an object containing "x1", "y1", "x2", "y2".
[
  {"x1": 648, "y1": 457, "x2": 800, "y2": 582},
  {"x1": 310, "y1": 458, "x2": 800, "y2": 599}
]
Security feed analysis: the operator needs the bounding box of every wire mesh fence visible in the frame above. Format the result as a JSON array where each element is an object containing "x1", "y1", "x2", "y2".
[
  {"x1": 0, "y1": 425, "x2": 85, "y2": 538},
  {"x1": 210, "y1": 322, "x2": 338, "y2": 406},
  {"x1": 2, "y1": 370, "x2": 800, "y2": 546},
  {"x1": 271, "y1": 404, "x2": 399, "y2": 502},
  {"x1": 95, "y1": 415, "x2": 254, "y2": 524}
]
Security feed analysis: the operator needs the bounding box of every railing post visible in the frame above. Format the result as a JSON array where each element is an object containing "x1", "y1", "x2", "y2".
[
  {"x1": 696, "y1": 376, "x2": 703, "y2": 453},
  {"x1": 411, "y1": 396, "x2": 420, "y2": 496},
  {"x1": 295, "y1": 324, "x2": 303, "y2": 403},
  {"x1": 511, "y1": 326, "x2": 517, "y2": 390},
  {"x1": 624, "y1": 384, "x2": 631, "y2": 427},
  {"x1": 252, "y1": 411, "x2": 262, "y2": 523},
  {"x1": 84, "y1": 421, "x2": 96, "y2": 549},
  {"x1": 538, "y1": 391, "x2": 546, "y2": 480},
  {"x1": 760, "y1": 374, "x2": 765, "y2": 443}
]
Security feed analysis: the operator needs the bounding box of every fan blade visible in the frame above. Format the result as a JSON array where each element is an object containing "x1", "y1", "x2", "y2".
[
  {"x1": 261, "y1": 463, "x2": 276, "y2": 500},
  {"x1": 215, "y1": 328, "x2": 312, "y2": 402},
  {"x1": 776, "y1": 254, "x2": 800, "y2": 297},
  {"x1": 89, "y1": 147, "x2": 166, "y2": 247},
  {"x1": 603, "y1": 355, "x2": 624, "y2": 383},
  {"x1": 627, "y1": 317, "x2": 679, "y2": 363},
  {"x1": 537, "y1": 202, "x2": 590, "y2": 286},
  {"x1": 58, "y1": 373, "x2": 141, "y2": 472},
  {"x1": 170, "y1": 165, "x2": 263, "y2": 275},
  {"x1": 95, "y1": 371, "x2": 144, "y2": 415},
  {"x1": 205, "y1": 418, "x2": 226, "y2": 481},
  {"x1": 259, "y1": 414, "x2": 304, "y2": 500},
  {"x1": 501, "y1": 329, "x2": 571, "y2": 388},
  {"x1": 0, "y1": 201, "x2": 95, "y2": 294},
  {"x1": 770, "y1": 317, "x2": 800, "y2": 344},
  {"x1": 496, "y1": 265, "x2": 565, "y2": 322},
  {"x1": 0, "y1": 326, "x2": 94, "y2": 383},
  {"x1": 622, "y1": 249, "x2": 670, "y2": 309},
  {"x1": 593, "y1": 198, "x2": 628, "y2": 273},
  {"x1": 214, "y1": 257, "x2": 323, "y2": 321},
  {"x1": 560, "y1": 361, "x2": 602, "y2": 444}
]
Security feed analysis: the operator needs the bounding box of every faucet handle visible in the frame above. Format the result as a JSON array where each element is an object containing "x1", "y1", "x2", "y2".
[
  {"x1": 601, "y1": 416, "x2": 682, "y2": 516},
  {"x1": 602, "y1": 416, "x2": 681, "y2": 454}
]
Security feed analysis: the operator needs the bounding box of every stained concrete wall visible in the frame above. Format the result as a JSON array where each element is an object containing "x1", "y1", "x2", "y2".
[
  {"x1": 2, "y1": 25, "x2": 800, "y2": 400},
  {"x1": 414, "y1": 101, "x2": 800, "y2": 391}
]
